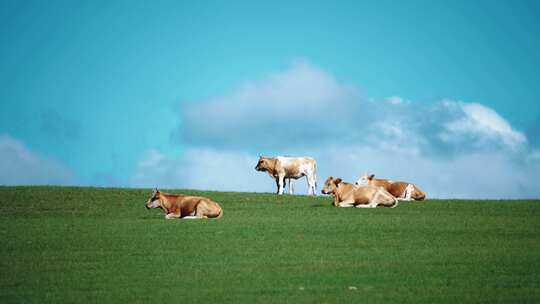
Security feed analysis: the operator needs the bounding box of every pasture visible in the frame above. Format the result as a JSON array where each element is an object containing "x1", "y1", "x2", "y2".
[{"x1": 1, "y1": 186, "x2": 539, "y2": 303}]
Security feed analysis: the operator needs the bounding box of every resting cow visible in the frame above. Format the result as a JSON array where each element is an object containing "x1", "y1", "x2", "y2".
[
  {"x1": 145, "y1": 189, "x2": 223, "y2": 219},
  {"x1": 255, "y1": 156, "x2": 317, "y2": 195},
  {"x1": 321, "y1": 176, "x2": 398, "y2": 208},
  {"x1": 356, "y1": 174, "x2": 426, "y2": 201}
]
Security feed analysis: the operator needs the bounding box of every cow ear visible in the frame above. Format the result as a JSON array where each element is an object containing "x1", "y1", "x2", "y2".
[
  {"x1": 368, "y1": 174, "x2": 375, "y2": 180},
  {"x1": 334, "y1": 178, "x2": 342, "y2": 185}
]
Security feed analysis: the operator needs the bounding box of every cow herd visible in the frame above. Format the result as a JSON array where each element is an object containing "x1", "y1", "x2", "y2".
[{"x1": 145, "y1": 155, "x2": 426, "y2": 219}]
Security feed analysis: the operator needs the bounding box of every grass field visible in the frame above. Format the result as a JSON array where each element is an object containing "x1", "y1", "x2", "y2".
[{"x1": 1, "y1": 186, "x2": 539, "y2": 303}]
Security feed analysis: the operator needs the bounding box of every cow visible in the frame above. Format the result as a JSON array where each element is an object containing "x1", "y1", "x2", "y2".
[
  {"x1": 145, "y1": 189, "x2": 223, "y2": 219},
  {"x1": 321, "y1": 176, "x2": 398, "y2": 208},
  {"x1": 255, "y1": 156, "x2": 317, "y2": 195},
  {"x1": 355, "y1": 173, "x2": 426, "y2": 201}
]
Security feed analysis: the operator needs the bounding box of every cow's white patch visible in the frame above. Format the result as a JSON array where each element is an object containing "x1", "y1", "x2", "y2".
[
  {"x1": 355, "y1": 204, "x2": 375, "y2": 208},
  {"x1": 355, "y1": 174, "x2": 369, "y2": 186},
  {"x1": 405, "y1": 184, "x2": 414, "y2": 200},
  {"x1": 182, "y1": 216, "x2": 201, "y2": 219}
]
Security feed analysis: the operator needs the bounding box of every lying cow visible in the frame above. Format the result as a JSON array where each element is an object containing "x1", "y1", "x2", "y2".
[
  {"x1": 255, "y1": 156, "x2": 317, "y2": 195},
  {"x1": 321, "y1": 176, "x2": 398, "y2": 208},
  {"x1": 145, "y1": 189, "x2": 223, "y2": 219},
  {"x1": 356, "y1": 174, "x2": 426, "y2": 201}
]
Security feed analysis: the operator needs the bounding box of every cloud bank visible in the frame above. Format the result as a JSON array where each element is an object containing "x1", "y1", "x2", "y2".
[
  {"x1": 175, "y1": 61, "x2": 360, "y2": 150},
  {"x1": 134, "y1": 61, "x2": 540, "y2": 198},
  {"x1": 0, "y1": 134, "x2": 76, "y2": 185},
  {"x1": 131, "y1": 148, "x2": 273, "y2": 192}
]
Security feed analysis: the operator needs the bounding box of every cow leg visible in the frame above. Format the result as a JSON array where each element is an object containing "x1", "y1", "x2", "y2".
[
  {"x1": 305, "y1": 176, "x2": 312, "y2": 195},
  {"x1": 288, "y1": 178, "x2": 295, "y2": 195},
  {"x1": 277, "y1": 175, "x2": 285, "y2": 195},
  {"x1": 397, "y1": 198, "x2": 412, "y2": 201},
  {"x1": 355, "y1": 203, "x2": 375, "y2": 208},
  {"x1": 338, "y1": 199, "x2": 355, "y2": 208},
  {"x1": 376, "y1": 189, "x2": 399, "y2": 208},
  {"x1": 367, "y1": 192, "x2": 380, "y2": 208},
  {"x1": 306, "y1": 174, "x2": 316, "y2": 196},
  {"x1": 165, "y1": 212, "x2": 181, "y2": 219},
  {"x1": 182, "y1": 215, "x2": 207, "y2": 219},
  {"x1": 182, "y1": 214, "x2": 205, "y2": 219},
  {"x1": 182, "y1": 201, "x2": 213, "y2": 219}
]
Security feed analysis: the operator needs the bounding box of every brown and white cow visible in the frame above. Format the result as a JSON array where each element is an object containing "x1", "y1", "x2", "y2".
[
  {"x1": 321, "y1": 176, "x2": 398, "y2": 208},
  {"x1": 356, "y1": 174, "x2": 426, "y2": 201},
  {"x1": 255, "y1": 156, "x2": 317, "y2": 195},
  {"x1": 145, "y1": 189, "x2": 223, "y2": 219}
]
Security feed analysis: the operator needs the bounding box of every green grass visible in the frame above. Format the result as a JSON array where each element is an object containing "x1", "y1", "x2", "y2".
[{"x1": 1, "y1": 186, "x2": 539, "y2": 303}]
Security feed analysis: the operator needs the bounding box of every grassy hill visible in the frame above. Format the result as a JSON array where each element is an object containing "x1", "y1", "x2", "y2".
[{"x1": 1, "y1": 186, "x2": 539, "y2": 303}]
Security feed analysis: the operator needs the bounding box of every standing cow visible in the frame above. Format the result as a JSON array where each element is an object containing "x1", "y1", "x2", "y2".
[
  {"x1": 255, "y1": 156, "x2": 317, "y2": 195},
  {"x1": 321, "y1": 176, "x2": 398, "y2": 208},
  {"x1": 356, "y1": 173, "x2": 426, "y2": 201}
]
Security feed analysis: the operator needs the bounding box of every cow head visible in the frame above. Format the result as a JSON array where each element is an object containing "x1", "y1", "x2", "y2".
[
  {"x1": 321, "y1": 176, "x2": 342, "y2": 195},
  {"x1": 255, "y1": 156, "x2": 271, "y2": 172},
  {"x1": 411, "y1": 187, "x2": 426, "y2": 200},
  {"x1": 355, "y1": 173, "x2": 375, "y2": 186},
  {"x1": 145, "y1": 188, "x2": 162, "y2": 209}
]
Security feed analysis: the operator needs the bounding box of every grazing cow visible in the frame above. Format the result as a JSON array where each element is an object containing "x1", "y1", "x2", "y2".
[
  {"x1": 321, "y1": 176, "x2": 398, "y2": 208},
  {"x1": 145, "y1": 189, "x2": 223, "y2": 219},
  {"x1": 255, "y1": 156, "x2": 317, "y2": 195},
  {"x1": 356, "y1": 174, "x2": 426, "y2": 201}
]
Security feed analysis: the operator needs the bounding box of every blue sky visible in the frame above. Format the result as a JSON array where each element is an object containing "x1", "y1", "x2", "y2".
[{"x1": 1, "y1": 0, "x2": 539, "y2": 198}]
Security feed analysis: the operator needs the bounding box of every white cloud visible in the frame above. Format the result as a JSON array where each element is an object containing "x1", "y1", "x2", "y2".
[
  {"x1": 131, "y1": 148, "x2": 274, "y2": 192},
  {"x1": 177, "y1": 60, "x2": 360, "y2": 149},
  {"x1": 144, "y1": 60, "x2": 539, "y2": 198},
  {"x1": 176, "y1": 61, "x2": 527, "y2": 155},
  {"x1": 441, "y1": 101, "x2": 526, "y2": 149},
  {"x1": 0, "y1": 134, "x2": 76, "y2": 185}
]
